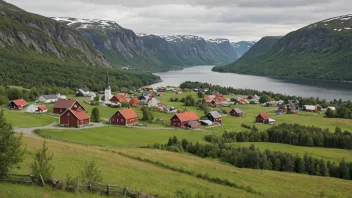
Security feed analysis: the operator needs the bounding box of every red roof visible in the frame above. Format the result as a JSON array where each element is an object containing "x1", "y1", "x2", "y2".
[
  {"x1": 213, "y1": 96, "x2": 227, "y2": 102},
  {"x1": 118, "y1": 92, "x2": 128, "y2": 97},
  {"x1": 67, "y1": 108, "x2": 90, "y2": 120},
  {"x1": 53, "y1": 99, "x2": 76, "y2": 109},
  {"x1": 118, "y1": 108, "x2": 138, "y2": 119},
  {"x1": 257, "y1": 112, "x2": 270, "y2": 119},
  {"x1": 37, "y1": 105, "x2": 47, "y2": 111},
  {"x1": 129, "y1": 98, "x2": 140, "y2": 104},
  {"x1": 12, "y1": 99, "x2": 27, "y2": 106},
  {"x1": 174, "y1": 112, "x2": 199, "y2": 122},
  {"x1": 116, "y1": 95, "x2": 127, "y2": 103},
  {"x1": 204, "y1": 95, "x2": 212, "y2": 103}
]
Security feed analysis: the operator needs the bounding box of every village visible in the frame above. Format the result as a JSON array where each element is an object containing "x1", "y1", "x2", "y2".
[{"x1": 5, "y1": 72, "x2": 339, "y2": 132}]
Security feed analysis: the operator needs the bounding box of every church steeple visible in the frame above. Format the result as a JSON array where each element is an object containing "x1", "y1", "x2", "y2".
[{"x1": 105, "y1": 71, "x2": 110, "y2": 89}]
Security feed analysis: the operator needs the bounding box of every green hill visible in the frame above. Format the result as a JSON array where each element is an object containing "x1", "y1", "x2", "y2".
[{"x1": 213, "y1": 14, "x2": 352, "y2": 81}]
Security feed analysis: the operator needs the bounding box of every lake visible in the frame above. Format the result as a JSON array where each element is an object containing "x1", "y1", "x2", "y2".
[{"x1": 152, "y1": 65, "x2": 352, "y2": 101}]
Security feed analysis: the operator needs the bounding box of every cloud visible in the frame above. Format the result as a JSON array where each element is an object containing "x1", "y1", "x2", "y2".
[{"x1": 6, "y1": 0, "x2": 352, "y2": 41}]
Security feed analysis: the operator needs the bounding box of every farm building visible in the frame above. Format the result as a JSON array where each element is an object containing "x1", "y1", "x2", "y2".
[
  {"x1": 229, "y1": 108, "x2": 244, "y2": 117},
  {"x1": 286, "y1": 104, "x2": 299, "y2": 114},
  {"x1": 53, "y1": 99, "x2": 86, "y2": 114},
  {"x1": 265, "y1": 118, "x2": 276, "y2": 125},
  {"x1": 204, "y1": 95, "x2": 213, "y2": 103},
  {"x1": 37, "y1": 94, "x2": 65, "y2": 103},
  {"x1": 75, "y1": 88, "x2": 96, "y2": 97},
  {"x1": 303, "y1": 105, "x2": 317, "y2": 112},
  {"x1": 37, "y1": 105, "x2": 48, "y2": 113},
  {"x1": 129, "y1": 98, "x2": 140, "y2": 106},
  {"x1": 170, "y1": 112, "x2": 200, "y2": 129},
  {"x1": 60, "y1": 108, "x2": 90, "y2": 128},
  {"x1": 110, "y1": 95, "x2": 127, "y2": 104},
  {"x1": 256, "y1": 112, "x2": 270, "y2": 123},
  {"x1": 211, "y1": 95, "x2": 229, "y2": 107},
  {"x1": 327, "y1": 106, "x2": 336, "y2": 111},
  {"x1": 26, "y1": 104, "x2": 48, "y2": 113},
  {"x1": 184, "y1": 120, "x2": 201, "y2": 129},
  {"x1": 205, "y1": 111, "x2": 222, "y2": 124},
  {"x1": 8, "y1": 99, "x2": 27, "y2": 110},
  {"x1": 200, "y1": 120, "x2": 212, "y2": 126},
  {"x1": 315, "y1": 105, "x2": 322, "y2": 111},
  {"x1": 109, "y1": 108, "x2": 138, "y2": 126},
  {"x1": 147, "y1": 97, "x2": 161, "y2": 107}
]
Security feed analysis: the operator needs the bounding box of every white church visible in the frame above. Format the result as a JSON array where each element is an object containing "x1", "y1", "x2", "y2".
[{"x1": 104, "y1": 71, "x2": 112, "y2": 103}]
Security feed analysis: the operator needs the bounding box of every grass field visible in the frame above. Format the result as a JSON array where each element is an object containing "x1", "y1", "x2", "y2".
[
  {"x1": 232, "y1": 142, "x2": 352, "y2": 163},
  {"x1": 0, "y1": 183, "x2": 102, "y2": 198},
  {"x1": 8, "y1": 135, "x2": 352, "y2": 198},
  {"x1": 3, "y1": 110, "x2": 56, "y2": 128},
  {"x1": 35, "y1": 126, "x2": 217, "y2": 146}
]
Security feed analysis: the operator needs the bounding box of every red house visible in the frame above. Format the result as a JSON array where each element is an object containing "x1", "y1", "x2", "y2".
[
  {"x1": 129, "y1": 98, "x2": 140, "y2": 106},
  {"x1": 110, "y1": 95, "x2": 127, "y2": 104},
  {"x1": 256, "y1": 112, "x2": 270, "y2": 123},
  {"x1": 205, "y1": 111, "x2": 222, "y2": 124},
  {"x1": 170, "y1": 112, "x2": 200, "y2": 128},
  {"x1": 109, "y1": 108, "x2": 138, "y2": 126},
  {"x1": 37, "y1": 105, "x2": 48, "y2": 113},
  {"x1": 8, "y1": 99, "x2": 27, "y2": 110},
  {"x1": 53, "y1": 99, "x2": 86, "y2": 114},
  {"x1": 229, "y1": 108, "x2": 244, "y2": 117},
  {"x1": 60, "y1": 108, "x2": 90, "y2": 128}
]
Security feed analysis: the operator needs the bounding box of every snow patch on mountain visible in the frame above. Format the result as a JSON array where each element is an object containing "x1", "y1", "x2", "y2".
[{"x1": 52, "y1": 17, "x2": 120, "y2": 29}]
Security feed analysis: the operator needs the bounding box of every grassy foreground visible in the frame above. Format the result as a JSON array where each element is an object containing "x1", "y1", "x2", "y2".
[{"x1": 9, "y1": 134, "x2": 352, "y2": 198}]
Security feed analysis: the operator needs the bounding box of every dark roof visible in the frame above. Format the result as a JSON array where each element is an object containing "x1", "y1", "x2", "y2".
[
  {"x1": 207, "y1": 111, "x2": 222, "y2": 118},
  {"x1": 186, "y1": 120, "x2": 199, "y2": 126},
  {"x1": 53, "y1": 99, "x2": 76, "y2": 109},
  {"x1": 232, "y1": 108, "x2": 243, "y2": 114},
  {"x1": 41, "y1": 94, "x2": 59, "y2": 100}
]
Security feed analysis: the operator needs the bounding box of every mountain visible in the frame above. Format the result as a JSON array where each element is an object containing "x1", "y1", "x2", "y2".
[
  {"x1": 0, "y1": 0, "x2": 160, "y2": 89},
  {"x1": 137, "y1": 34, "x2": 239, "y2": 66},
  {"x1": 231, "y1": 41, "x2": 256, "y2": 57},
  {"x1": 52, "y1": 17, "x2": 173, "y2": 72},
  {"x1": 213, "y1": 14, "x2": 352, "y2": 81}
]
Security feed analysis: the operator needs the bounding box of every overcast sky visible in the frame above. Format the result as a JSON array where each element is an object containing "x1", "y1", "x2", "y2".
[{"x1": 7, "y1": 0, "x2": 352, "y2": 41}]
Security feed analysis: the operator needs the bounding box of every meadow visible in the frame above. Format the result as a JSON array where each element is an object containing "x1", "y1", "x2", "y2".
[
  {"x1": 9, "y1": 134, "x2": 352, "y2": 198},
  {"x1": 3, "y1": 110, "x2": 56, "y2": 128}
]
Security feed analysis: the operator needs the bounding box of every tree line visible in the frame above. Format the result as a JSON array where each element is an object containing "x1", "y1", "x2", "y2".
[
  {"x1": 149, "y1": 136, "x2": 352, "y2": 180},
  {"x1": 204, "y1": 123, "x2": 352, "y2": 150},
  {"x1": 0, "y1": 85, "x2": 74, "y2": 105}
]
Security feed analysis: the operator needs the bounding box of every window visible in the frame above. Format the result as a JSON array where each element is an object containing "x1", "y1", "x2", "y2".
[{"x1": 67, "y1": 113, "x2": 71, "y2": 116}]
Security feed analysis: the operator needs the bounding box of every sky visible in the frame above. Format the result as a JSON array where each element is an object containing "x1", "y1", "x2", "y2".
[{"x1": 7, "y1": 0, "x2": 352, "y2": 41}]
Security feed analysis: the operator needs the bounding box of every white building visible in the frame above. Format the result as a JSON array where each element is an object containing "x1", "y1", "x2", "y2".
[
  {"x1": 37, "y1": 94, "x2": 65, "y2": 103},
  {"x1": 76, "y1": 88, "x2": 96, "y2": 97},
  {"x1": 147, "y1": 97, "x2": 160, "y2": 107},
  {"x1": 104, "y1": 71, "x2": 112, "y2": 102}
]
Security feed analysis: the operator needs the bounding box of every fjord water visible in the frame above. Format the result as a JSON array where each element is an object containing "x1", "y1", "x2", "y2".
[{"x1": 152, "y1": 65, "x2": 352, "y2": 101}]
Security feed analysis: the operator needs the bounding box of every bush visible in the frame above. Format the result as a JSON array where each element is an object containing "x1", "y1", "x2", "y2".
[
  {"x1": 31, "y1": 141, "x2": 55, "y2": 179},
  {"x1": 80, "y1": 159, "x2": 102, "y2": 183}
]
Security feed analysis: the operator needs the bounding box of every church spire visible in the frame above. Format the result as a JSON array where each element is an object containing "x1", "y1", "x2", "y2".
[{"x1": 105, "y1": 71, "x2": 110, "y2": 88}]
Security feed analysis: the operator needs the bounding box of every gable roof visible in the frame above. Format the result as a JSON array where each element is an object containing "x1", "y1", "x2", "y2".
[
  {"x1": 111, "y1": 95, "x2": 127, "y2": 103},
  {"x1": 41, "y1": 94, "x2": 59, "y2": 100},
  {"x1": 213, "y1": 96, "x2": 227, "y2": 103},
  {"x1": 207, "y1": 111, "x2": 222, "y2": 118},
  {"x1": 204, "y1": 95, "x2": 213, "y2": 103},
  {"x1": 130, "y1": 98, "x2": 140, "y2": 104},
  {"x1": 231, "y1": 108, "x2": 243, "y2": 114},
  {"x1": 257, "y1": 112, "x2": 270, "y2": 119},
  {"x1": 12, "y1": 99, "x2": 27, "y2": 106},
  {"x1": 69, "y1": 108, "x2": 90, "y2": 120},
  {"x1": 117, "y1": 108, "x2": 138, "y2": 119},
  {"x1": 174, "y1": 112, "x2": 199, "y2": 122},
  {"x1": 37, "y1": 105, "x2": 47, "y2": 111},
  {"x1": 54, "y1": 99, "x2": 76, "y2": 109}
]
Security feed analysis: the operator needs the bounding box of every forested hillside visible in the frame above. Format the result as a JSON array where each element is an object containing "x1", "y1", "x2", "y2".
[{"x1": 213, "y1": 15, "x2": 352, "y2": 81}]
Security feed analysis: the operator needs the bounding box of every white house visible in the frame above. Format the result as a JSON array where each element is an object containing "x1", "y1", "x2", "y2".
[
  {"x1": 37, "y1": 94, "x2": 65, "y2": 103},
  {"x1": 76, "y1": 88, "x2": 96, "y2": 97},
  {"x1": 147, "y1": 97, "x2": 161, "y2": 107}
]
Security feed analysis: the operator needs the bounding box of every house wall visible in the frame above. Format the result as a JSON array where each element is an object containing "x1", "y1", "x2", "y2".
[
  {"x1": 230, "y1": 110, "x2": 243, "y2": 117},
  {"x1": 110, "y1": 113, "x2": 126, "y2": 125},
  {"x1": 170, "y1": 115, "x2": 182, "y2": 128},
  {"x1": 60, "y1": 112, "x2": 79, "y2": 127},
  {"x1": 110, "y1": 96, "x2": 120, "y2": 104},
  {"x1": 256, "y1": 116, "x2": 265, "y2": 123}
]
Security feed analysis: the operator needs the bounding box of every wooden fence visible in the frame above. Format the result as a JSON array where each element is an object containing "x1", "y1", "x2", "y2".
[{"x1": 0, "y1": 174, "x2": 156, "y2": 197}]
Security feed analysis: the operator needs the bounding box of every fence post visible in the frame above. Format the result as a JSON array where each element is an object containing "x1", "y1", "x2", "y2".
[
  {"x1": 107, "y1": 184, "x2": 110, "y2": 195},
  {"x1": 39, "y1": 174, "x2": 45, "y2": 186},
  {"x1": 88, "y1": 181, "x2": 91, "y2": 191},
  {"x1": 76, "y1": 177, "x2": 80, "y2": 191},
  {"x1": 124, "y1": 187, "x2": 128, "y2": 195},
  {"x1": 29, "y1": 174, "x2": 34, "y2": 184}
]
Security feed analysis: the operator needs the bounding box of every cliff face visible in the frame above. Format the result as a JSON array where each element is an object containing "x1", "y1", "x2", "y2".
[
  {"x1": 0, "y1": 1, "x2": 110, "y2": 67},
  {"x1": 231, "y1": 41, "x2": 256, "y2": 57},
  {"x1": 213, "y1": 14, "x2": 352, "y2": 81}
]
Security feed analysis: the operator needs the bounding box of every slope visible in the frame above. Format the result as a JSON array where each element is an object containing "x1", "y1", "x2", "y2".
[
  {"x1": 231, "y1": 41, "x2": 256, "y2": 57},
  {"x1": 213, "y1": 14, "x2": 352, "y2": 81}
]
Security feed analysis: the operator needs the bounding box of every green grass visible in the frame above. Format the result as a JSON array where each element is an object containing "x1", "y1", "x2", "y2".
[
  {"x1": 116, "y1": 148, "x2": 352, "y2": 198},
  {"x1": 35, "y1": 126, "x2": 217, "y2": 147},
  {"x1": 3, "y1": 110, "x2": 56, "y2": 128},
  {"x1": 14, "y1": 135, "x2": 254, "y2": 197},
  {"x1": 232, "y1": 142, "x2": 352, "y2": 163},
  {"x1": 0, "y1": 183, "x2": 102, "y2": 198}
]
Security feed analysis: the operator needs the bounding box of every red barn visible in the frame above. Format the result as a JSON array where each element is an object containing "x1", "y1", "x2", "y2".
[
  {"x1": 53, "y1": 99, "x2": 86, "y2": 114},
  {"x1": 8, "y1": 99, "x2": 27, "y2": 110},
  {"x1": 110, "y1": 95, "x2": 127, "y2": 104},
  {"x1": 170, "y1": 112, "x2": 200, "y2": 128},
  {"x1": 205, "y1": 111, "x2": 222, "y2": 124},
  {"x1": 60, "y1": 108, "x2": 90, "y2": 128},
  {"x1": 256, "y1": 112, "x2": 270, "y2": 123},
  {"x1": 229, "y1": 108, "x2": 244, "y2": 117},
  {"x1": 109, "y1": 108, "x2": 138, "y2": 126},
  {"x1": 129, "y1": 98, "x2": 140, "y2": 106},
  {"x1": 37, "y1": 105, "x2": 48, "y2": 113}
]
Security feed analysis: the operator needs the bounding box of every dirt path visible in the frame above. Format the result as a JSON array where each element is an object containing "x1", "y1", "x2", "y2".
[{"x1": 14, "y1": 122, "x2": 107, "y2": 136}]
